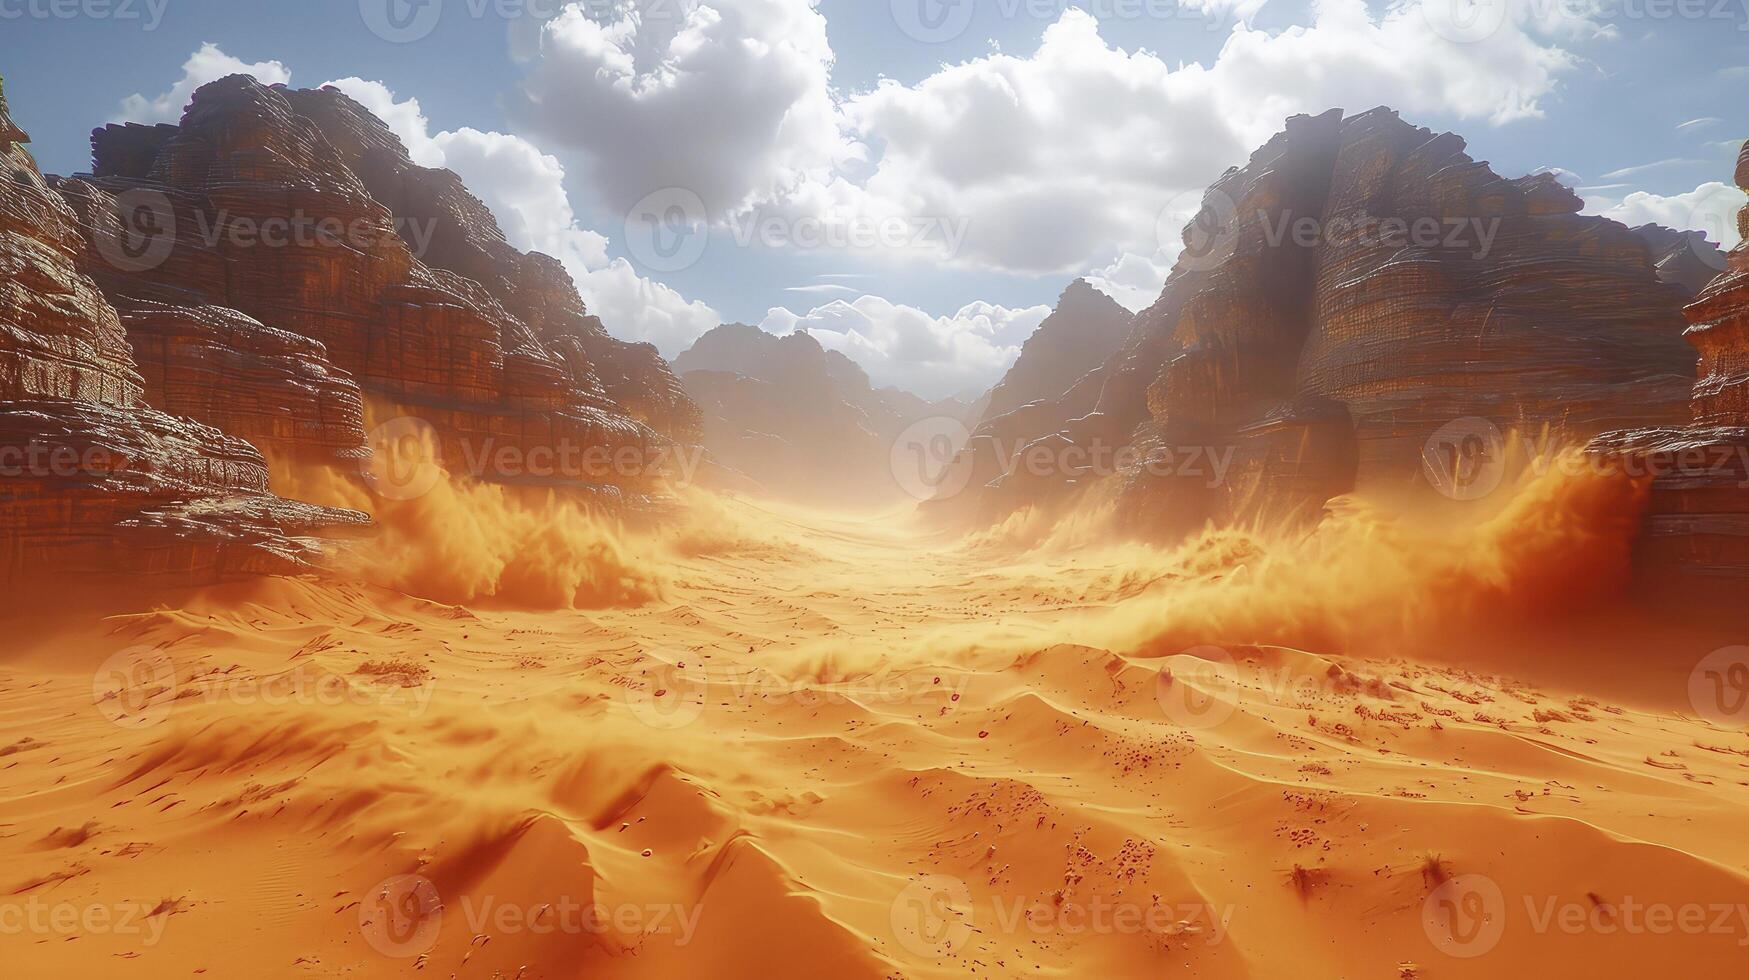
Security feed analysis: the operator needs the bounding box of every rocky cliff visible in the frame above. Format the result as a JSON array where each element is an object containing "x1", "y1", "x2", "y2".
[
  {"x1": 1592, "y1": 144, "x2": 1749, "y2": 589},
  {"x1": 1633, "y1": 223, "x2": 1727, "y2": 299},
  {"x1": 675, "y1": 324, "x2": 969, "y2": 506},
  {"x1": 50, "y1": 76, "x2": 699, "y2": 495},
  {"x1": 0, "y1": 75, "x2": 365, "y2": 588},
  {"x1": 937, "y1": 108, "x2": 1697, "y2": 534}
]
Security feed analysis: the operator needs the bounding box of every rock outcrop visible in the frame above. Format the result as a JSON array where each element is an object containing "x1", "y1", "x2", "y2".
[
  {"x1": 938, "y1": 108, "x2": 1697, "y2": 534},
  {"x1": 51, "y1": 76, "x2": 698, "y2": 496},
  {"x1": 1633, "y1": 223, "x2": 1727, "y2": 299},
  {"x1": 980, "y1": 280, "x2": 1133, "y2": 422},
  {"x1": 1592, "y1": 145, "x2": 1749, "y2": 588},
  {"x1": 0, "y1": 75, "x2": 365, "y2": 588},
  {"x1": 675, "y1": 324, "x2": 970, "y2": 506}
]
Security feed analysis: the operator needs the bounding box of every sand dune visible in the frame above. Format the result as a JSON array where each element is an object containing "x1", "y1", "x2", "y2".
[{"x1": 3, "y1": 473, "x2": 1749, "y2": 978}]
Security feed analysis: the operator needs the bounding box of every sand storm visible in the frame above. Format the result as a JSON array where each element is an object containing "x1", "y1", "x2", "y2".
[{"x1": 4, "y1": 462, "x2": 1749, "y2": 978}]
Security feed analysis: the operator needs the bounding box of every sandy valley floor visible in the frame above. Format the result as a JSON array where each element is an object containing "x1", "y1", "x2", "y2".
[{"x1": 3, "y1": 479, "x2": 1749, "y2": 978}]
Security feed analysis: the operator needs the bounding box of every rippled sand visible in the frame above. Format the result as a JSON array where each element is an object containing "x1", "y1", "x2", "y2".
[{"x1": 4, "y1": 485, "x2": 1748, "y2": 978}]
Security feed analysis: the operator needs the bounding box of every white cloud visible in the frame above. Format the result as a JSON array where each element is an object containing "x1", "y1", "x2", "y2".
[
  {"x1": 762, "y1": 297, "x2": 1049, "y2": 399},
  {"x1": 1586, "y1": 181, "x2": 1747, "y2": 252},
  {"x1": 515, "y1": 0, "x2": 850, "y2": 218},
  {"x1": 114, "y1": 42, "x2": 291, "y2": 123},
  {"x1": 512, "y1": 0, "x2": 1594, "y2": 286}
]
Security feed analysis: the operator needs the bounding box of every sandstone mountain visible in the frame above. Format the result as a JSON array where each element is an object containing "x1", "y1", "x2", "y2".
[
  {"x1": 0, "y1": 72, "x2": 703, "y2": 587},
  {"x1": 1593, "y1": 145, "x2": 1749, "y2": 590},
  {"x1": 51, "y1": 75, "x2": 698, "y2": 496},
  {"x1": 675, "y1": 324, "x2": 971, "y2": 506},
  {"x1": 0, "y1": 74, "x2": 365, "y2": 587},
  {"x1": 935, "y1": 108, "x2": 1698, "y2": 535},
  {"x1": 1633, "y1": 223, "x2": 1727, "y2": 299}
]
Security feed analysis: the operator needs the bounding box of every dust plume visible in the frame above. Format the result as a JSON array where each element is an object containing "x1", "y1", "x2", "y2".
[
  {"x1": 980, "y1": 452, "x2": 1654, "y2": 660},
  {"x1": 268, "y1": 427, "x2": 665, "y2": 610}
]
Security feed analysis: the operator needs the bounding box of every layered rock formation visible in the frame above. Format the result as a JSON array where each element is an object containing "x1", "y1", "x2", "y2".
[
  {"x1": 0, "y1": 75, "x2": 364, "y2": 587},
  {"x1": 979, "y1": 280, "x2": 1133, "y2": 422},
  {"x1": 1592, "y1": 145, "x2": 1749, "y2": 588},
  {"x1": 1633, "y1": 223, "x2": 1727, "y2": 299},
  {"x1": 675, "y1": 324, "x2": 971, "y2": 506},
  {"x1": 938, "y1": 108, "x2": 1698, "y2": 534},
  {"x1": 51, "y1": 76, "x2": 698, "y2": 494}
]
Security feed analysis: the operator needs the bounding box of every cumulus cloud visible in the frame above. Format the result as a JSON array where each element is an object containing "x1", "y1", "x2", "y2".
[
  {"x1": 513, "y1": 0, "x2": 1595, "y2": 295},
  {"x1": 514, "y1": 0, "x2": 849, "y2": 218},
  {"x1": 114, "y1": 42, "x2": 291, "y2": 123},
  {"x1": 1586, "y1": 181, "x2": 1748, "y2": 252},
  {"x1": 762, "y1": 297, "x2": 1050, "y2": 399}
]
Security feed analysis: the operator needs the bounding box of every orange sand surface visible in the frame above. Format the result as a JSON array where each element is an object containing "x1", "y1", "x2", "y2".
[{"x1": 4, "y1": 482, "x2": 1749, "y2": 978}]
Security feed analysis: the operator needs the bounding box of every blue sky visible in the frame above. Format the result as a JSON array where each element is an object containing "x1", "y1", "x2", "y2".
[{"x1": 2, "y1": 0, "x2": 1746, "y2": 397}]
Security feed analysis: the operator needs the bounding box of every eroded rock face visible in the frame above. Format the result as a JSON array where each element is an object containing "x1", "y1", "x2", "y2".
[
  {"x1": 0, "y1": 75, "x2": 365, "y2": 588},
  {"x1": 675, "y1": 324, "x2": 971, "y2": 505},
  {"x1": 54, "y1": 75, "x2": 698, "y2": 496},
  {"x1": 1592, "y1": 144, "x2": 1749, "y2": 588},
  {"x1": 941, "y1": 108, "x2": 1696, "y2": 534},
  {"x1": 1633, "y1": 223, "x2": 1727, "y2": 299}
]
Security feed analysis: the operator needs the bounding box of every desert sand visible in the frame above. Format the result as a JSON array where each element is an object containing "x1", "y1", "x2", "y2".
[{"x1": 3, "y1": 463, "x2": 1749, "y2": 978}]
